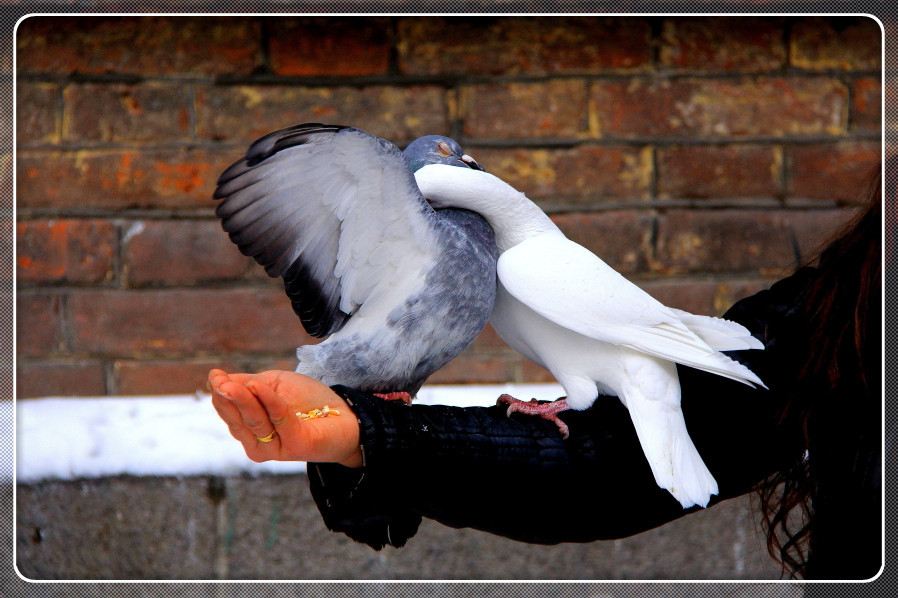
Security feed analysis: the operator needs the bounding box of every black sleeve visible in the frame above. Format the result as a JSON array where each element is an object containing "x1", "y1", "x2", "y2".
[{"x1": 307, "y1": 269, "x2": 815, "y2": 550}]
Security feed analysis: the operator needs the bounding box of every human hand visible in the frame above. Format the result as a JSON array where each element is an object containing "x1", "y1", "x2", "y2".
[{"x1": 208, "y1": 369, "x2": 362, "y2": 468}]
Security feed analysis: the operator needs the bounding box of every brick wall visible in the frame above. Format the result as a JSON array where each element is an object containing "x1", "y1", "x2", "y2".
[{"x1": 15, "y1": 15, "x2": 882, "y2": 398}]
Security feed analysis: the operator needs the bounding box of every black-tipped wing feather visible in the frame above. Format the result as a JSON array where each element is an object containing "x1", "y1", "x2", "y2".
[{"x1": 214, "y1": 123, "x2": 438, "y2": 338}]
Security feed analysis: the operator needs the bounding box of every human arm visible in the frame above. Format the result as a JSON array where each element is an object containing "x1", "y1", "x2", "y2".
[
  {"x1": 304, "y1": 269, "x2": 814, "y2": 549},
  {"x1": 210, "y1": 270, "x2": 812, "y2": 550}
]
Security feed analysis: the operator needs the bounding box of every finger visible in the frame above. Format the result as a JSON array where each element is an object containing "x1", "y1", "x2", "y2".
[
  {"x1": 207, "y1": 369, "x2": 231, "y2": 394},
  {"x1": 209, "y1": 376, "x2": 268, "y2": 447},
  {"x1": 245, "y1": 379, "x2": 320, "y2": 461},
  {"x1": 217, "y1": 377, "x2": 279, "y2": 445},
  {"x1": 211, "y1": 393, "x2": 255, "y2": 443},
  {"x1": 245, "y1": 379, "x2": 302, "y2": 434}
]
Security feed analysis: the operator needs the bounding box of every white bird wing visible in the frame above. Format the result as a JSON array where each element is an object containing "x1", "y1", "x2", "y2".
[
  {"x1": 214, "y1": 124, "x2": 438, "y2": 337},
  {"x1": 498, "y1": 234, "x2": 764, "y2": 385}
]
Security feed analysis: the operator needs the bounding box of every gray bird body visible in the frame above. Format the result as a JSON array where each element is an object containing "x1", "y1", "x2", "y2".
[{"x1": 214, "y1": 124, "x2": 497, "y2": 396}]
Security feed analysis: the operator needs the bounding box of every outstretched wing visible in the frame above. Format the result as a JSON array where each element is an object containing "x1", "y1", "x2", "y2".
[
  {"x1": 214, "y1": 123, "x2": 438, "y2": 337},
  {"x1": 498, "y1": 234, "x2": 765, "y2": 387}
]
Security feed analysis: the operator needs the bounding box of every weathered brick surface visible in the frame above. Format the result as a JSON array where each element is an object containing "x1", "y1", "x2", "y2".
[
  {"x1": 423, "y1": 350, "x2": 520, "y2": 386},
  {"x1": 638, "y1": 278, "x2": 772, "y2": 316},
  {"x1": 268, "y1": 17, "x2": 392, "y2": 76},
  {"x1": 461, "y1": 80, "x2": 589, "y2": 139},
  {"x1": 473, "y1": 145, "x2": 652, "y2": 205},
  {"x1": 852, "y1": 77, "x2": 883, "y2": 133},
  {"x1": 15, "y1": 82, "x2": 59, "y2": 145},
  {"x1": 67, "y1": 287, "x2": 314, "y2": 357},
  {"x1": 790, "y1": 16, "x2": 882, "y2": 71},
  {"x1": 657, "y1": 145, "x2": 781, "y2": 199},
  {"x1": 121, "y1": 219, "x2": 250, "y2": 286},
  {"x1": 17, "y1": 149, "x2": 227, "y2": 210},
  {"x1": 17, "y1": 220, "x2": 117, "y2": 284},
  {"x1": 398, "y1": 16, "x2": 652, "y2": 75},
  {"x1": 195, "y1": 84, "x2": 449, "y2": 144},
  {"x1": 113, "y1": 358, "x2": 243, "y2": 396},
  {"x1": 789, "y1": 141, "x2": 882, "y2": 201},
  {"x1": 16, "y1": 361, "x2": 107, "y2": 398},
  {"x1": 15, "y1": 292, "x2": 65, "y2": 357},
  {"x1": 656, "y1": 209, "x2": 854, "y2": 275},
  {"x1": 551, "y1": 211, "x2": 654, "y2": 274},
  {"x1": 591, "y1": 77, "x2": 849, "y2": 139},
  {"x1": 14, "y1": 16, "x2": 879, "y2": 399},
  {"x1": 63, "y1": 83, "x2": 193, "y2": 143},
  {"x1": 659, "y1": 17, "x2": 787, "y2": 71},
  {"x1": 16, "y1": 16, "x2": 263, "y2": 76}
]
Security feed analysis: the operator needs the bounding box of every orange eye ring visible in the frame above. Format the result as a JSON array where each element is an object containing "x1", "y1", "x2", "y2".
[{"x1": 437, "y1": 141, "x2": 453, "y2": 157}]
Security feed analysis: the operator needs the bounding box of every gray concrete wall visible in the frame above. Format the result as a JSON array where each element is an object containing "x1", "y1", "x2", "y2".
[{"x1": 15, "y1": 474, "x2": 786, "y2": 581}]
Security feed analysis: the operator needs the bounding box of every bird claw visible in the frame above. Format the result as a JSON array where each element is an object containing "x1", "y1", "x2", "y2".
[
  {"x1": 497, "y1": 394, "x2": 571, "y2": 439},
  {"x1": 373, "y1": 391, "x2": 413, "y2": 406}
]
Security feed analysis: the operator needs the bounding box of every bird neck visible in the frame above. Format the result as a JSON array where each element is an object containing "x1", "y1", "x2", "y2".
[{"x1": 415, "y1": 165, "x2": 562, "y2": 251}]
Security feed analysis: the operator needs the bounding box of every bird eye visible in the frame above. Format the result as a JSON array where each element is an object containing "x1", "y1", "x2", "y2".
[{"x1": 437, "y1": 141, "x2": 453, "y2": 157}]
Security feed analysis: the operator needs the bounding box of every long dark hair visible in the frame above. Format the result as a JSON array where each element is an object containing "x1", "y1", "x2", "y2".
[{"x1": 758, "y1": 164, "x2": 882, "y2": 578}]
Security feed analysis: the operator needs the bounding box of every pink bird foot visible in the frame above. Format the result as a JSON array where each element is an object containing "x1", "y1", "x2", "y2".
[
  {"x1": 374, "y1": 391, "x2": 413, "y2": 406},
  {"x1": 497, "y1": 394, "x2": 571, "y2": 439}
]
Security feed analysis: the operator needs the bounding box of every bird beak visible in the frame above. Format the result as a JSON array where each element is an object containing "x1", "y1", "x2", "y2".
[{"x1": 460, "y1": 154, "x2": 485, "y2": 171}]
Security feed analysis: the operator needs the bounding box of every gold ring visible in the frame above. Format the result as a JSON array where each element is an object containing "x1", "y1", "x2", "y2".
[{"x1": 255, "y1": 429, "x2": 277, "y2": 443}]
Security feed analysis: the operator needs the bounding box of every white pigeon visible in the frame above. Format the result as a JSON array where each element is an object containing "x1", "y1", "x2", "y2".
[{"x1": 413, "y1": 164, "x2": 767, "y2": 509}]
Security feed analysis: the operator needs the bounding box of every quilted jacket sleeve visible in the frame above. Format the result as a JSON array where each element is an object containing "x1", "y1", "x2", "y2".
[{"x1": 307, "y1": 269, "x2": 816, "y2": 550}]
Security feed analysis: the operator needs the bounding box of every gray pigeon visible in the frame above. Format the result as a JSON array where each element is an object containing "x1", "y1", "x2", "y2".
[{"x1": 213, "y1": 124, "x2": 497, "y2": 399}]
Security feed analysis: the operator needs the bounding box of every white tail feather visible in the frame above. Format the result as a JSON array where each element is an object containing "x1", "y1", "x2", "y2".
[
  {"x1": 671, "y1": 309, "x2": 764, "y2": 352},
  {"x1": 624, "y1": 380, "x2": 719, "y2": 509}
]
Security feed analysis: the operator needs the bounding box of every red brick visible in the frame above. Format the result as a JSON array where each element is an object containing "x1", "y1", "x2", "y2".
[
  {"x1": 268, "y1": 17, "x2": 391, "y2": 76},
  {"x1": 16, "y1": 361, "x2": 107, "y2": 398},
  {"x1": 67, "y1": 287, "x2": 316, "y2": 357},
  {"x1": 16, "y1": 220, "x2": 116, "y2": 284},
  {"x1": 15, "y1": 292, "x2": 65, "y2": 357},
  {"x1": 63, "y1": 83, "x2": 192, "y2": 143},
  {"x1": 789, "y1": 207, "x2": 863, "y2": 258},
  {"x1": 657, "y1": 145, "x2": 780, "y2": 199},
  {"x1": 16, "y1": 16, "x2": 263, "y2": 76},
  {"x1": 424, "y1": 350, "x2": 520, "y2": 386},
  {"x1": 240, "y1": 356, "x2": 302, "y2": 376},
  {"x1": 398, "y1": 16, "x2": 651, "y2": 76},
  {"x1": 656, "y1": 209, "x2": 854, "y2": 275},
  {"x1": 195, "y1": 85, "x2": 449, "y2": 144},
  {"x1": 114, "y1": 359, "x2": 244, "y2": 396},
  {"x1": 16, "y1": 82, "x2": 59, "y2": 144},
  {"x1": 122, "y1": 220, "x2": 250, "y2": 286},
  {"x1": 520, "y1": 359, "x2": 558, "y2": 384},
  {"x1": 789, "y1": 142, "x2": 881, "y2": 202},
  {"x1": 461, "y1": 80, "x2": 588, "y2": 140},
  {"x1": 660, "y1": 17, "x2": 787, "y2": 71},
  {"x1": 16, "y1": 148, "x2": 229, "y2": 210},
  {"x1": 472, "y1": 145, "x2": 651, "y2": 206},
  {"x1": 790, "y1": 16, "x2": 881, "y2": 71},
  {"x1": 851, "y1": 77, "x2": 882, "y2": 133},
  {"x1": 467, "y1": 323, "x2": 510, "y2": 351},
  {"x1": 591, "y1": 77, "x2": 848, "y2": 139},
  {"x1": 636, "y1": 278, "x2": 774, "y2": 316},
  {"x1": 551, "y1": 211, "x2": 654, "y2": 274}
]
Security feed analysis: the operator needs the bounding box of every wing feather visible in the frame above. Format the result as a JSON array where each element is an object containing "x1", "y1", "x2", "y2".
[
  {"x1": 214, "y1": 123, "x2": 438, "y2": 338},
  {"x1": 498, "y1": 235, "x2": 764, "y2": 385}
]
